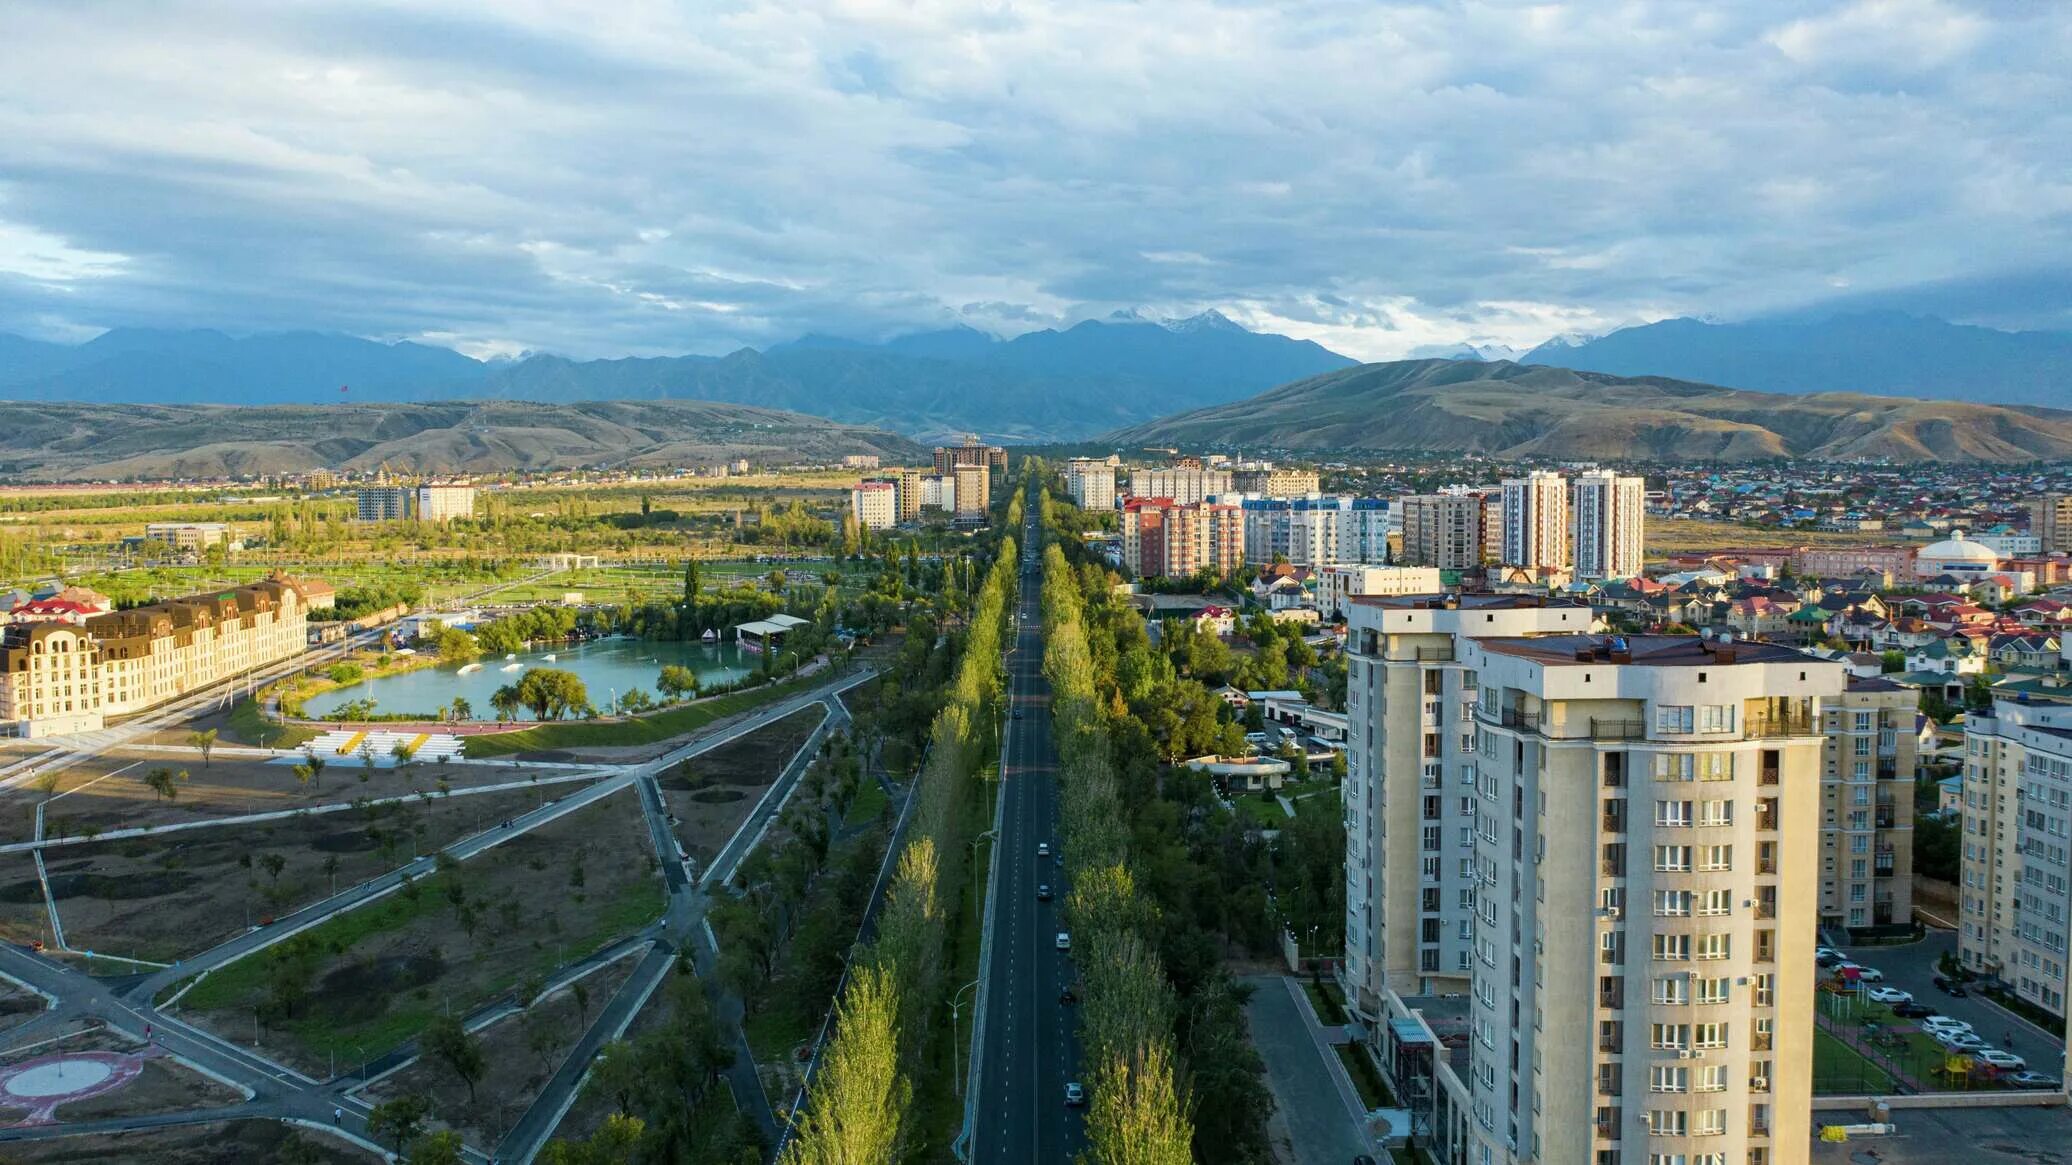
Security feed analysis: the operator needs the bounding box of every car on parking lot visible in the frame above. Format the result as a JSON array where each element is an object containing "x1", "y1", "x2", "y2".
[
  {"x1": 1037, "y1": 883, "x2": 1052, "y2": 901},
  {"x1": 1922, "y1": 1015, "x2": 1973, "y2": 1034},
  {"x1": 1056, "y1": 931, "x2": 1072, "y2": 951},
  {"x1": 1934, "y1": 1029, "x2": 1988, "y2": 1052},
  {"x1": 1815, "y1": 946, "x2": 1843, "y2": 965},
  {"x1": 1867, "y1": 986, "x2": 1914, "y2": 1004},
  {"x1": 1891, "y1": 1002, "x2": 1937, "y2": 1019},
  {"x1": 1064, "y1": 1082, "x2": 1086, "y2": 1106},
  {"x1": 2007, "y1": 1071, "x2": 2062, "y2": 1089},
  {"x1": 1932, "y1": 974, "x2": 1970, "y2": 997},
  {"x1": 1975, "y1": 1049, "x2": 2027, "y2": 1071},
  {"x1": 1834, "y1": 962, "x2": 1884, "y2": 982}
]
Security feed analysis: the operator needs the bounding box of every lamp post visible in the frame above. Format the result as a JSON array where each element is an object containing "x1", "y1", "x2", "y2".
[{"x1": 950, "y1": 978, "x2": 981, "y2": 1094}]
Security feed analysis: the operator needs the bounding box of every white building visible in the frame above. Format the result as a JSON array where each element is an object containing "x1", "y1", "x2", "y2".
[
  {"x1": 1127, "y1": 466, "x2": 1233, "y2": 506},
  {"x1": 850, "y1": 481, "x2": 898, "y2": 531},
  {"x1": 1500, "y1": 470, "x2": 1569, "y2": 572},
  {"x1": 920, "y1": 474, "x2": 956, "y2": 512},
  {"x1": 1315, "y1": 565, "x2": 1444, "y2": 620},
  {"x1": 1344, "y1": 595, "x2": 1840, "y2": 1165},
  {"x1": 1914, "y1": 531, "x2": 2002, "y2": 580},
  {"x1": 1959, "y1": 698, "x2": 2072, "y2": 1019},
  {"x1": 1572, "y1": 471, "x2": 1646, "y2": 581},
  {"x1": 415, "y1": 483, "x2": 478, "y2": 523},
  {"x1": 144, "y1": 522, "x2": 233, "y2": 552},
  {"x1": 1064, "y1": 458, "x2": 1117, "y2": 510}
]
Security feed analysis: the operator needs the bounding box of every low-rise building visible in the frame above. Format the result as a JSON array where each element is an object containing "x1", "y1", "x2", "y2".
[
  {"x1": 145, "y1": 522, "x2": 234, "y2": 552},
  {"x1": 1315, "y1": 564, "x2": 1445, "y2": 619}
]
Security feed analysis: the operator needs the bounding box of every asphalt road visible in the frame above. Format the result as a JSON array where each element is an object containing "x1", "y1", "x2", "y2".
[
  {"x1": 1837, "y1": 930, "x2": 2069, "y2": 1080},
  {"x1": 1243, "y1": 976, "x2": 1373, "y2": 1164},
  {"x1": 970, "y1": 526, "x2": 1083, "y2": 1164}
]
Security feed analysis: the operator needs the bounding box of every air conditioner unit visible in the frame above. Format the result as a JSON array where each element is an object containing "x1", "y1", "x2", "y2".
[
  {"x1": 1604, "y1": 906, "x2": 1622, "y2": 920},
  {"x1": 1678, "y1": 1049, "x2": 1697, "y2": 1060}
]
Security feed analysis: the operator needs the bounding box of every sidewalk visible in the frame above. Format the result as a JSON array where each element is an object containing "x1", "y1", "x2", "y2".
[{"x1": 1242, "y1": 975, "x2": 1374, "y2": 1164}]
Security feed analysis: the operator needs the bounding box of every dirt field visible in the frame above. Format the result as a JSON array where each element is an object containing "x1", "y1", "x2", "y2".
[
  {"x1": 364, "y1": 949, "x2": 643, "y2": 1147},
  {"x1": 179, "y1": 786, "x2": 666, "y2": 1074},
  {"x1": 0, "y1": 1025, "x2": 243, "y2": 1125},
  {"x1": 659, "y1": 706, "x2": 824, "y2": 865},
  {"x1": 0, "y1": 979, "x2": 45, "y2": 1033},
  {"x1": 0, "y1": 751, "x2": 594, "y2": 844},
  {"x1": 1646, "y1": 517, "x2": 1906, "y2": 556},
  {"x1": 0, "y1": 857, "x2": 50, "y2": 951},
  {"x1": 0, "y1": 1120, "x2": 377, "y2": 1164},
  {"x1": 40, "y1": 787, "x2": 554, "y2": 964}
]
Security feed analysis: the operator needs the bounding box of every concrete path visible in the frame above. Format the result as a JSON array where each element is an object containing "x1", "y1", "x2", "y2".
[{"x1": 1242, "y1": 976, "x2": 1375, "y2": 1165}]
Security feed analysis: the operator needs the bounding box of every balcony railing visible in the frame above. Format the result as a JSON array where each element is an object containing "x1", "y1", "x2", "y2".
[
  {"x1": 1477, "y1": 705, "x2": 1541, "y2": 732},
  {"x1": 1745, "y1": 710, "x2": 1816, "y2": 739},
  {"x1": 1755, "y1": 900, "x2": 1776, "y2": 920},
  {"x1": 1594, "y1": 1113, "x2": 1621, "y2": 1137},
  {"x1": 1754, "y1": 807, "x2": 1778, "y2": 831},
  {"x1": 1756, "y1": 855, "x2": 1777, "y2": 875},
  {"x1": 1592, "y1": 718, "x2": 1646, "y2": 741},
  {"x1": 1751, "y1": 1032, "x2": 1773, "y2": 1051},
  {"x1": 1388, "y1": 645, "x2": 1456, "y2": 663},
  {"x1": 1759, "y1": 764, "x2": 1780, "y2": 787}
]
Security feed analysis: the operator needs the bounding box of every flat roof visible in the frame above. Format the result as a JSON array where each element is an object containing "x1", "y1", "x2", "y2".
[
  {"x1": 1479, "y1": 634, "x2": 1815, "y2": 667},
  {"x1": 1351, "y1": 593, "x2": 1582, "y2": 612}
]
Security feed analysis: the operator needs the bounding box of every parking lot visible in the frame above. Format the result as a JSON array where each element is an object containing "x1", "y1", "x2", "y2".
[{"x1": 1830, "y1": 929, "x2": 2069, "y2": 1086}]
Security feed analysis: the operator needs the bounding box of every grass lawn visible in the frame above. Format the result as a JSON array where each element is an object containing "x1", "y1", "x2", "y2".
[
  {"x1": 1304, "y1": 979, "x2": 1350, "y2": 1027},
  {"x1": 462, "y1": 674, "x2": 817, "y2": 756},
  {"x1": 841, "y1": 780, "x2": 891, "y2": 830},
  {"x1": 1231, "y1": 793, "x2": 1291, "y2": 828},
  {"x1": 1813, "y1": 1027, "x2": 1899, "y2": 1094},
  {"x1": 221, "y1": 695, "x2": 319, "y2": 750}
]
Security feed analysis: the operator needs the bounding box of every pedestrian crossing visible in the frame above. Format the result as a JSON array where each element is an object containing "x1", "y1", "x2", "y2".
[{"x1": 300, "y1": 729, "x2": 464, "y2": 764}]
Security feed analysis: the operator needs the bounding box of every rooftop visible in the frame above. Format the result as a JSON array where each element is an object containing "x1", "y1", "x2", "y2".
[
  {"x1": 1479, "y1": 633, "x2": 1815, "y2": 667},
  {"x1": 1350, "y1": 593, "x2": 1583, "y2": 612}
]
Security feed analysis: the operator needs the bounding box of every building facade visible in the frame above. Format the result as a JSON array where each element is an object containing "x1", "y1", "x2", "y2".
[
  {"x1": 1316, "y1": 565, "x2": 1445, "y2": 620},
  {"x1": 933, "y1": 436, "x2": 1008, "y2": 475},
  {"x1": 850, "y1": 481, "x2": 898, "y2": 531},
  {"x1": 1064, "y1": 458, "x2": 1117, "y2": 511},
  {"x1": 1400, "y1": 493, "x2": 1488, "y2": 571},
  {"x1": 1232, "y1": 464, "x2": 1321, "y2": 498},
  {"x1": 1819, "y1": 677, "x2": 1918, "y2": 934},
  {"x1": 1128, "y1": 466, "x2": 1233, "y2": 506},
  {"x1": 0, "y1": 576, "x2": 319, "y2": 737},
  {"x1": 1240, "y1": 497, "x2": 1391, "y2": 567},
  {"x1": 1573, "y1": 472, "x2": 1647, "y2": 581},
  {"x1": 1345, "y1": 595, "x2": 1840, "y2": 1165},
  {"x1": 145, "y1": 522, "x2": 233, "y2": 552},
  {"x1": 1121, "y1": 499, "x2": 1242, "y2": 580},
  {"x1": 356, "y1": 486, "x2": 413, "y2": 522},
  {"x1": 2031, "y1": 495, "x2": 2072, "y2": 555},
  {"x1": 1959, "y1": 698, "x2": 2072, "y2": 1017},
  {"x1": 414, "y1": 484, "x2": 478, "y2": 523},
  {"x1": 952, "y1": 463, "x2": 992, "y2": 524},
  {"x1": 1500, "y1": 470, "x2": 1570, "y2": 572}
]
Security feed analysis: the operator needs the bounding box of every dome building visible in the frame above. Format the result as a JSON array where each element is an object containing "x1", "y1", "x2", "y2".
[{"x1": 1914, "y1": 530, "x2": 2002, "y2": 579}]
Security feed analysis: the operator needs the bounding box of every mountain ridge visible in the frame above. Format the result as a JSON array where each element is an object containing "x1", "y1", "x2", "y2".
[{"x1": 1106, "y1": 358, "x2": 2072, "y2": 463}]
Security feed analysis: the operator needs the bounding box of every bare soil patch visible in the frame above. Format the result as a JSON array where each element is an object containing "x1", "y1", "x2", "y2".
[
  {"x1": 0, "y1": 751, "x2": 593, "y2": 844},
  {"x1": 0, "y1": 857, "x2": 49, "y2": 951},
  {"x1": 365, "y1": 950, "x2": 642, "y2": 1147},
  {"x1": 659, "y1": 706, "x2": 823, "y2": 864},
  {"x1": 51, "y1": 787, "x2": 550, "y2": 963},
  {"x1": 0, "y1": 1119, "x2": 377, "y2": 1164},
  {"x1": 179, "y1": 787, "x2": 666, "y2": 1075},
  {"x1": 0, "y1": 980, "x2": 45, "y2": 1034}
]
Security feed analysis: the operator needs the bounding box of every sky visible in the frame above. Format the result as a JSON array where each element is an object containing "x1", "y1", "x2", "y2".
[{"x1": 1, "y1": 0, "x2": 2068, "y2": 362}]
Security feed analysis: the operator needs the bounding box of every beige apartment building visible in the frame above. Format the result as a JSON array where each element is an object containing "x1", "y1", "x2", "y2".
[
  {"x1": 1500, "y1": 470, "x2": 1570, "y2": 572},
  {"x1": 0, "y1": 576, "x2": 320, "y2": 737},
  {"x1": 1232, "y1": 464, "x2": 1321, "y2": 498},
  {"x1": 951, "y1": 463, "x2": 991, "y2": 523},
  {"x1": 1818, "y1": 677, "x2": 1918, "y2": 934},
  {"x1": 2032, "y1": 495, "x2": 2072, "y2": 555},
  {"x1": 1573, "y1": 472, "x2": 1647, "y2": 581},
  {"x1": 1063, "y1": 458, "x2": 1117, "y2": 511},
  {"x1": 1399, "y1": 492, "x2": 1489, "y2": 571},
  {"x1": 1344, "y1": 594, "x2": 1841, "y2": 1165},
  {"x1": 849, "y1": 481, "x2": 898, "y2": 531},
  {"x1": 1127, "y1": 465, "x2": 1233, "y2": 506},
  {"x1": 1959, "y1": 697, "x2": 2072, "y2": 1018}
]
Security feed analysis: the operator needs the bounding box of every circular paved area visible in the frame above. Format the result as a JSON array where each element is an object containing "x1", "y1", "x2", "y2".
[{"x1": 0, "y1": 1051, "x2": 146, "y2": 1125}]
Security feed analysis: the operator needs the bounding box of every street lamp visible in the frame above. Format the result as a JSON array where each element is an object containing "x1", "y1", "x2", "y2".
[{"x1": 950, "y1": 978, "x2": 981, "y2": 1094}]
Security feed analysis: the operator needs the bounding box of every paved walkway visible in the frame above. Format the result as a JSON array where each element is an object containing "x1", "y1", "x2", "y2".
[{"x1": 1242, "y1": 976, "x2": 1374, "y2": 1165}]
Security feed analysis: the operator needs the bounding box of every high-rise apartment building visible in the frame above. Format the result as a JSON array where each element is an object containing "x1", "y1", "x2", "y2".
[
  {"x1": 1127, "y1": 466, "x2": 1233, "y2": 506},
  {"x1": 2031, "y1": 495, "x2": 2072, "y2": 555},
  {"x1": 952, "y1": 463, "x2": 991, "y2": 523},
  {"x1": 1819, "y1": 678, "x2": 1918, "y2": 933},
  {"x1": 1121, "y1": 499, "x2": 1241, "y2": 580},
  {"x1": 1064, "y1": 458, "x2": 1117, "y2": 511},
  {"x1": 1239, "y1": 497, "x2": 1390, "y2": 566},
  {"x1": 933, "y1": 435, "x2": 1008, "y2": 475},
  {"x1": 1572, "y1": 472, "x2": 1646, "y2": 581},
  {"x1": 1959, "y1": 697, "x2": 2072, "y2": 1017},
  {"x1": 850, "y1": 481, "x2": 898, "y2": 531},
  {"x1": 894, "y1": 467, "x2": 927, "y2": 522},
  {"x1": 1500, "y1": 470, "x2": 1570, "y2": 571},
  {"x1": 356, "y1": 486, "x2": 413, "y2": 522},
  {"x1": 414, "y1": 483, "x2": 478, "y2": 523},
  {"x1": 1343, "y1": 596, "x2": 1841, "y2": 1165},
  {"x1": 1399, "y1": 493, "x2": 1488, "y2": 571}
]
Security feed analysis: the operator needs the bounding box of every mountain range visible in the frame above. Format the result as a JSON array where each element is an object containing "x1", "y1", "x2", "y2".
[
  {"x1": 1107, "y1": 359, "x2": 2072, "y2": 463},
  {"x1": 0, "y1": 400, "x2": 924, "y2": 481},
  {"x1": 0, "y1": 311, "x2": 1354, "y2": 443},
  {"x1": 1520, "y1": 312, "x2": 2072, "y2": 408}
]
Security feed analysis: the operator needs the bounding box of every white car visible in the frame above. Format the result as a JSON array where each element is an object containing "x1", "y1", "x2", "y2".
[
  {"x1": 1922, "y1": 1015, "x2": 1974, "y2": 1034},
  {"x1": 1834, "y1": 962, "x2": 1884, "y2": 983},
  {"x1": 1056, "y1": 931, "x2": 1072, "y2": 951},
  {"x1": 1866, "y1": 987, "x2": 1913, "y2": 1004},
  {"x1": 1934, "y1": 1029, "x2": 1988, "y2": 1051},
  {"x1": 1975, "y1": 1049, "x2": 2027, "y2": 1071},
  {"x1": 1037, "y1": 842, "x2": 1051, "y2": 858}
]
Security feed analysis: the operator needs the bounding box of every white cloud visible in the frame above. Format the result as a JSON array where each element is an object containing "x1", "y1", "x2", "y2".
[{"x1": 0, "y1": 1, "x2": 2065, "y2": 357}]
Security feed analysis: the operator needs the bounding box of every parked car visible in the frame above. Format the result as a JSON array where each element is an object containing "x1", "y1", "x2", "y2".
[
  {"x1": 1056, "y1": 932, "x2": 1072, "y2": 951},
  {"x1": 1037, "y1": 883, "x2": 1052, "y2": 901},
  {"x1": 1815, "y1": 946, "x2": 1843, "y2": 966},
  {"x1": 1834, "y1": 962, "x2": 1884, "y2": 982},
  {"x1": 1867, "y1": 987, "x2": 1914, "y2": 1004},
  {"x1": 1934, "y1": 1030, "x2": 1988, "y2": 1052},
  {"x1": 1975, "y1": 1049, "x2": 2027, "y2": 1071},
  {"x1": 1922, "y1": 1016, "x2": 1974, "y2": 1034},
  {"x1": 1891, "y1": 1002, "x2": 1937, "y2": 1019},
  {"x1": 1932, "y1": 974, "x2": 1970, "y2": 997},
  {"x1": 2007, "y1": 1071, "x2": 2062, "y2": 1089},
  {"x1": 1064, "y1": 1081, "x2": 1086, "y2": 1106}
]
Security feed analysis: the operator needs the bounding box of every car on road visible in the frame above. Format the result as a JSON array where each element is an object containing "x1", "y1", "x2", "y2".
[
  {"x1": 1933, "y1": 974, "x2": 1970, "y2": 997},
  {"x1": 2008, "y1": 1071, "x2": 2062, "y2": 1089},
  {"x1": 1867, "y1": 987, "x2": 1914, "y2": 1004},
  {"x1": 1037, "y1": 883, "x2": 1052, "y2": 901},
  {"x1": 1064, "y1": 1082, "x2": 1086, "y2": 1107},
  {"x1": 1011, "y1": 709, "x2": 1023, "y2": 719},
  {"x1": 1934, "y1": 1029, "x2": 1988, "y2": 1052},
  {"x1": 1834, "y1": 962, "x2": 1884, "y2": 982},
  {"x1": 1059, "y1": 985, "x2": 1077, "y2": 1004},
  {"x1": 1922, "y1": 1016, "x2": 1973, "y2": 1034},
  {"x1": 1037, "y1": 842, "x2": 1051, "y2": 858},
  {"x1": 1056, "y1": 931, "x2": 1072, "y2": 951},
  {"x1": 1891, "y1": 1002, "x2": 1937, "y2": 1019},
  {"x1": 1975, "y1": 1049, "x2": 2027, "y2": 1071}
]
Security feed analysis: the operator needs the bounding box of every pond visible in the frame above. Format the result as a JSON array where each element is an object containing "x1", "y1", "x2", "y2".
[{"x1": 299, "y1": 636, "x2": 757, "y2": 721}]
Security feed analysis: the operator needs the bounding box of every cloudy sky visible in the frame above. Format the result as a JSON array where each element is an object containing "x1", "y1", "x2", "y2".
[{"x1": 2, "y1": 0, "x2": 2068, "y2": 361}]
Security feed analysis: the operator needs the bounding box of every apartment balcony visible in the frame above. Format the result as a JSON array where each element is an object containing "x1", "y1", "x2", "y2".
[
  {"x1": 1591, "y1": 718, "x2": 1646, "y2": 741},
  {"x1": 1875, "y1": 846, "x2": 1897, "y2": 876},
  {"x1": 1477, "y1": 705, "x2": 1541, "y2": 732},
  {"x1": 1388, "y1": 644, "x2": 1456, "y2": 663},
  {"x1": 1597, "y1": 1073, "x2": 1623, "y2": 1097},
  {"x1": 1745, "y1": 709, "x2": 1816, "y2": 739},
  {"x1": 1759, "y1": 762, "x2": 1780, "y2": 787},
  {"x1": 1750, "y1": 1114, "x2": 1771, "y2": 1136},
  {"x1": 1754, "y1": 805, "x2": 1778, "y2": 832},
  {"x1": 1876, "y1": 801, "x2": 1898, "y2": 828},
  {"x1": 1599, "y1": 984, "x2": 1625, "y2": 1009},
  {"x1": 1755, "y1": 899, "x2": 1777, "y2": 920},
  {"x1": 1756, "y1": 855, "x2": 1778, "y2": 875},
  {"x1": 1594, "y1": 1111, "x2": 1622, "y2": 1138},
  {"x1": 1751, "y1": 1032, "x2": 1773, "y2": 1051},
  {"x1": 1878, "y1": 760, "x2": 1901, "y2": 781},
  {"x1": 1602, "y1": 809, "x2": 1627, "y2": 834}
]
